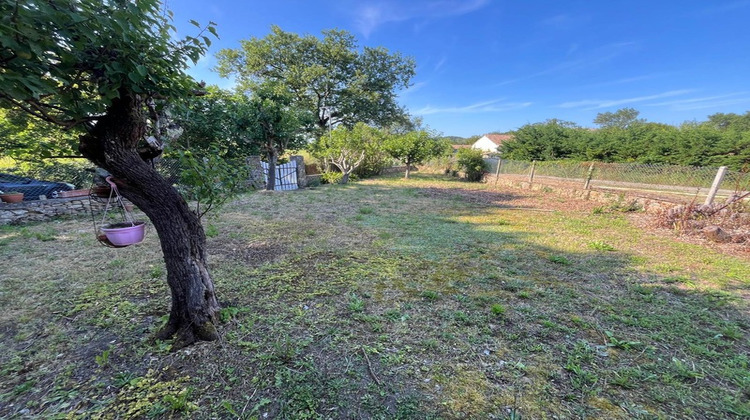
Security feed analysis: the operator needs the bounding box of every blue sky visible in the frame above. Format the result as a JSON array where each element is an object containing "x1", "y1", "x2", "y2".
[{"x1": 168, "y1": 0, "x2": 750, "y2": 137}]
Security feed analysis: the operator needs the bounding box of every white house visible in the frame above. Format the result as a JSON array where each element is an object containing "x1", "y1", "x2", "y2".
[{"x1": 471, "y1": 134, "x2": 513, "y2": 153}]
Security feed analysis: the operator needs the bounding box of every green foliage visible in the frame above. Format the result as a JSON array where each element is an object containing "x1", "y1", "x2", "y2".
[
  {"x1": 216, "y1": 26, "x2": 415, "y2": 132},
  {"x1": 171, "y1": 87, "x2": 261, "y2": 158},
  {"x1": 321, "y1": 171, "x2": 343, "y2": 184},
  {"x1": 455, "y1": 148, "x2": 488, "y2": 182},
  {"x1": 0, "y1": 0, "x2": 214, "y2": 127},
  {"x1": 177, "y1": 147, "x2": 249, "y2": 218},
  {"x1": 490, "y1": 304, "x2": 506, "y2": 316},
  {"x1": 310, "y1": 123, "x2": 386, "y2": 183},
  {"x1": 588, "y1": 241, "x2": 615, "y2": 252},
  {"x1": 500, "y1": 109, "x2": 750, "y2": 169},
  {"x1": 594, "y1": 107, "x2": 644, "y2": 129},
  {"x1": 0, "y1": 109, "x2": 79, "y2": 160},
  {"x1": 383, "y1": 130, "x2": 447, "y2": 178}
]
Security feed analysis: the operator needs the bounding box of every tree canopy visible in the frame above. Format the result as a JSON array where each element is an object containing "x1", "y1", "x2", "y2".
[
  {"x1": 500, "y1": 109, "x2": 750, "y2": 170},
  {"x1": 310, "y1": 122, "x2": 386, "y2": 184},
  {"x1": 1, "y1": 0, "x2": 222, "y2": 346},
  {"x1": 216, "y1": 26, "x2": 416, "y2": 133},
  {"x1": 383, "y1": 130, "x2": 450, "y2": 179},
  {"x1": 593, "y1": 107, "x2": 644, "y2": 129}
]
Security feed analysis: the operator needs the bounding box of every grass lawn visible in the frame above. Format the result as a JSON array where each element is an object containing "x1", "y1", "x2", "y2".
[{"x1": 1, "y1": 173, "x2": 748, "y2": 419}]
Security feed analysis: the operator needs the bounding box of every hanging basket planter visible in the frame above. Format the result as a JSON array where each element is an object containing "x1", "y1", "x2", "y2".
[
  {"x1": 100, "y1": 221, "x2": 146, "y2": 247},
  {"x1": 89, "y1": 175, "x2": 148, "y2": 248}
]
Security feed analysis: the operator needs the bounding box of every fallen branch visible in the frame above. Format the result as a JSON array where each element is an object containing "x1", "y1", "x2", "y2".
[{"x1": 361, "y1": 347, "x2": 382, "y2": 386}]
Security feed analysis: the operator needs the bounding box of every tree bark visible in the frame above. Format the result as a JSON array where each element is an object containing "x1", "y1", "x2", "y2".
[
  {"x1": 265, "y1": 148, "x2": 278, "y2": 191},
  {"x1": 79, "y1": 91, "x2": 219, "y2": 348},
  {"x1": 404, "y1": 157, "x2": 411, "y2": 179}
]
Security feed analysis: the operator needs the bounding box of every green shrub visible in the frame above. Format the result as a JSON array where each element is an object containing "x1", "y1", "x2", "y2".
[
  {"x1": 321, "y1": 171, "x2": 343, "y2": 184},
  {"x1": 353, "y1": 151, "x2": 393, "y2": 178},
  {"x1": 456, "y1": 149, "x2": 488, "y2": 182}
]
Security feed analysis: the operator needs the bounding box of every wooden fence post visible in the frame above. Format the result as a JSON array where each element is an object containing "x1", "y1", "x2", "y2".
[
  {"x1": 704, "y1": 166, "x2": 728, "y2": 206},
  {"x1": 528, "y1": 160, "x2": 536, "y2": 183},
  {"x1": 583, "y1": 163, "x2": 595, "y2": 190},
  {"x1": 493, "y1": 158, "x2": 502, "y2": 187}
]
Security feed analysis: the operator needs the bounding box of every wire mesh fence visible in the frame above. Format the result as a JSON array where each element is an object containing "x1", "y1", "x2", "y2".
[
  {"x1": 0, "y1": 158, "x2": 187, "y2": 201},
  {"x1": 485, "y1": 158, "x2": 749, "y2": 203}
]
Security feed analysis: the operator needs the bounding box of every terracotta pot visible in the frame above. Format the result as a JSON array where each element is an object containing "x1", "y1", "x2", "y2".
[{"x1": 0, "y1": 193, "x2": 24, "y2": 203}]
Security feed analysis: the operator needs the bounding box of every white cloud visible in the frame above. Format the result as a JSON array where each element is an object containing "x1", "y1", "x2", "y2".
[
  {"x1": 414, "y1": 99, "x2": 532, "y2": 115},
  {"x1": 646, "y1": 92, "x2": 750, "y2": 111},
  {"x1": 353, "y1": 0, "x2": 490, "y2": 37},
  {"x1": 559, "y1": 90, "x2": 693, "y2": 109},
  {"x1": 494, "y1": 42, "x2": 638, "y2": 87},
  {"x1": 434, "y1": 56, "x2": 447, "y2": 72},
  {"x1": 400, "y1": 81, "x2": 428, "y2": 97}
]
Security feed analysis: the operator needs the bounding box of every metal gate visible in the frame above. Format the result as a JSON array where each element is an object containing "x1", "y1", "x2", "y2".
[{"x1": 261, "y1": 161, "x2": 298, "y2": 191}]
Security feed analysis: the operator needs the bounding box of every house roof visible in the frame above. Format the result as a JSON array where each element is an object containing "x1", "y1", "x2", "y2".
[{"x1": 484, "y1": 134, "x2": 514, "y2": 145}]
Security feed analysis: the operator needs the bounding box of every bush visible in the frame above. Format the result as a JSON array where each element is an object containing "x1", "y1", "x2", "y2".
[
  {"x1": 456, "y1": 149, "x2": 488, "y2": 182},
  {"x1": 321, "y1": 171, "x2": 343, "y2": 184},
  {"x1": 353, "y1": 151, "x2": 393, "y2": 178}
]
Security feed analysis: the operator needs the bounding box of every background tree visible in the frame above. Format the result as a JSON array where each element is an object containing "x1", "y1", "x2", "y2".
[
  {"x1": 0, "y1": 109, "x2": 79, "y2": 160},
  {"x1": 593, "y1": 107, "x2": 644, "y2": 129},
  {"x1": 245, "y1": 82, "x2": 312, "y2": 190},
  {"x1": 0, "y1": 0, "x2": 221, "y2": 346},
  {"x1": 501, "y1": 119, "x2": 585, "y2": 161},
  {"x1": 311, "y1": 123, "x2": 385, "y2": 184},
  {"x1": 172, "y1": 87, "x2": 261, "y2": 159},
  {"x1": 383, "y1": 130, "x2": 449, "y2": 179},
  {"x1": 216, "y1": 26, "x2": 416, "y2": 133}
]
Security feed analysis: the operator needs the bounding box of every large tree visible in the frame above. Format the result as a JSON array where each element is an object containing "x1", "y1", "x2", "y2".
[
  {"x1": 311, "y1": 122, "x2": 385, "y2": 184},
  {"x1": 244, "y1": 82, "x2": 311, "y2": 190},
  {"x1": 215, "y1": 26, "x2": 416, "y2": 133},
  {"x1": 0, "y1": 0, "x2": 221, "y2": 347}
]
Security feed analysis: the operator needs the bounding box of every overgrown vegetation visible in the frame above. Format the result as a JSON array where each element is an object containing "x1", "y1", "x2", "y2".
[
  {"x1": 501, "y1": 108, "x2": 750, "y2": 169},
  {"x1": 455, "y1": 148, "x2": 488, "y2": 182},
  {"x1": 1, "y1": 174, "x2": 748, "y2": 418}
]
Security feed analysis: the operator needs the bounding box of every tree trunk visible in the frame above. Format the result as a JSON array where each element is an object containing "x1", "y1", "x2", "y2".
[
  {"x1": 79, "y1": 91, "x2": 219, "y2": 348},
  {"x1": 266, "y1": 148, "x2": 278, "y2": 191},
  {"x1": 404, "y1": 158, "x2": 411, "y2": 179},
  {"x1": 340, "y1": 171, "x2": 350, "y2": 184}
]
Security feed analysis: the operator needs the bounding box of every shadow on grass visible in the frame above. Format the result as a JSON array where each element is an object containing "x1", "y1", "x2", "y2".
[{"x1": 0, "y1": 174, "x2": 747, "y2": 419}]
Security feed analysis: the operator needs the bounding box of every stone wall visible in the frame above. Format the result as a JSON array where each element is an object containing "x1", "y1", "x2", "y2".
[{"x1": 0, "y1": 197, "x2": 105, "y2": 225}]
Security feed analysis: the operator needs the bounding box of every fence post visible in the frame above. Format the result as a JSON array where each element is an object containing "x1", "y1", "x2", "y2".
[
  {"x1": 583, "y1": 163, "x2": 595, "y2": 190},
  {"x1": 246, "y1": 156, "x2": 265, "y2": 190},
  {"x1": 704, "y1": 166, "x2": 728, "y2": 206},
  {"x1": 528, "y1": 160, "x2": 536, "y2": 183},
  {"x1": 291, "y1": 155, "x2": 307, "y2": 188},
  {"x1": 493, "y1": 158, "x2": 502, "y2": 187}
]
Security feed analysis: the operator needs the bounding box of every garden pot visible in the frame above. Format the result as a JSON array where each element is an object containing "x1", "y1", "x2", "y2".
[
  {"x1": 100, "y1": 221, "x2": 146, "y2": 246},
  {"x1": 57, "y1": 189, "x2": 90, "y2": 198},
  {"x1": 0, "y1": 193, "x2": 24, "y2": 203}
]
